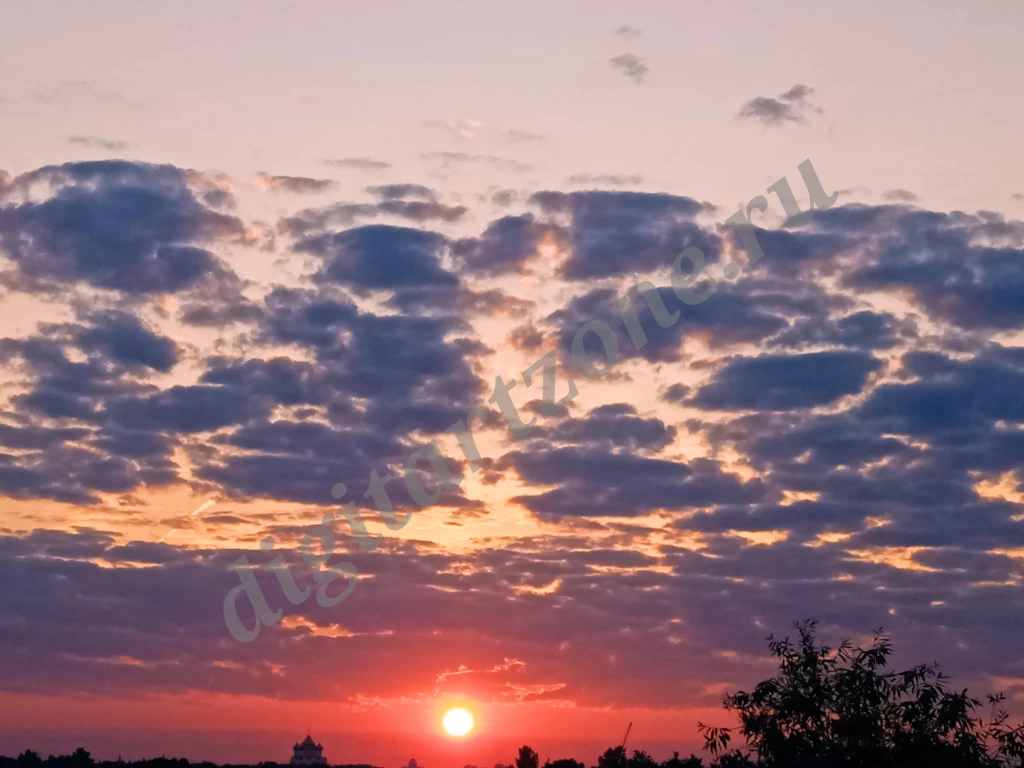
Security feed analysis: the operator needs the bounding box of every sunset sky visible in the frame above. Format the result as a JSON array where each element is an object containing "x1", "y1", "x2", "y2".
[{"x1": 2, "y1": 2, "x2": 1024, "y2": 767}]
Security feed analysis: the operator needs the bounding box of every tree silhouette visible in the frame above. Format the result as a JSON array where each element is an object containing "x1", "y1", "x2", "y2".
[
  {"x1": 660, "y1": 752, "x2": 703, "y2": 768},
  {"x1": 625, "y1": 750, "x2": 658, "y2": 768},
  {"x1": 698, "y1": 619, "x2": 1024, "y2": 767},
  {"x1": 543, "y1": 760, "x2": 584, "y2": 768},
  {"x1": 15, "y1": 753, "x2": 41, "y2": 768},
  {"x1": 516, "y1": 746, "x2": 539, "y2": 768},
  {"x1": 593, "y1": 746, "x2": 627, "y2": 768}
]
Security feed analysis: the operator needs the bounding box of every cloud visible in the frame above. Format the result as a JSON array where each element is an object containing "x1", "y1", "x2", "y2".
[
  {"x1": 691, "y1": 351, "x2": 882, "y2": 411},
  {"x1": 530, "y1": 190, "x2": 714, "y2": 279},
  {"x1": 255, "y1": 173, "x2": 335, "y2": 194},
  {"x1": 0, "y1": 161, "x2": 246, "y2": 295},
  {"x1": 783, "y1": 204, "x2": 1024, "y2": 329},
  {"x1": 1, "y1": 163, "x2": 1024, "y2": 728},
  {"x1": 278, "y1": 195, "x2": 467, "y2": 237},
  {"x1": 323, "y1": 157, "x2": 391, "y2": 170},
  {"x1": 451, "y1": 214, "x2": 556, "y2": 276},
  {"x1": 423, "y1": 152, "x2": 532, "y2": 173},
  {"x1": 68, "y1": 310, "x2": 180, "y2": 372},
  {"x1": 660, "y1": 383, "x2": 690, "y2": 404},
  {"x1": 549, "y1": 281, "x2": 794, "y2": 369},
  {"x1": 539, "y1": 403, "x2": 677, "y2": 453},
  {"x1": 296, "y1": 225, "x2": 456, "y2": 290},
  {"x1": 881, "y1": 188, "x2": 920, "y2": 203},
  {"x1": 566, "y1": 173, "x2": 643, "y2": 187},
  {"x1": 366, "y1": 183, "x2": 437, "y2": 201},
  {"x1": 614, "y1": 25, "x2": 642, "y2": 40},
  {"x1": 424, "y1": 118, "x2": 484, "y2": 140},
  {"x1": 68, "y1": 135, "x2": 135, "y2": 151},
  {"x1": 503, "y1": 441, "x2": 765, "y2": 519},
  {"x1": 32, "y1": 80, "x2": 138, "y2": 107},
  {"x1": 609, "y1": 53, "x2": 649, "y2": 83},
  {"x1": 770, "y1": 310, "x2": 914, "y2": 351},
  {"x1": 504, "y1": 128, "x2": 546, "y2": 143},
  {"x1": 737, "y1": 83, "x2": 822, "y2": 127}
]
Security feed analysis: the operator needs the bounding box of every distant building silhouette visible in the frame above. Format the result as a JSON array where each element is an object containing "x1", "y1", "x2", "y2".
[{"x1": 290, "y1": 735, "x2": 326, "y2": 766}]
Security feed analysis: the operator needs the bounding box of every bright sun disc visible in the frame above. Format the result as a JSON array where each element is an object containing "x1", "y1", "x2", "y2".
[{"x1": 442, "y1": 707, "x2": 474, "y2": 737}]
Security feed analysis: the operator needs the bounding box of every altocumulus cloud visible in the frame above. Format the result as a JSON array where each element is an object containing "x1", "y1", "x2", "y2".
[{"x1": 0, "y1": 157, "x2": 1023, "y2": 720}]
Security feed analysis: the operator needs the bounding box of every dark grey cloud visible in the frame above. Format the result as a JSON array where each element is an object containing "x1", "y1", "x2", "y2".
[
  {"x1": 783, "y1": 204, "x2": 1024, "y2": 330},
  {"x1": 0, "y1": 161, "x2": 246, "y2": 295},
  {"x1": 691, "y1": 351, "x2": 882, "y2": 411},
  {"x1": 505, "y1": 446, "x2": 765, "y2": 519},
  {"x1": 609, "y1": 54, "x2": 649, "y2": 83},
  {"x1": 296, "y1": 224, "x2": 457, "y2": 290},
  {"x1": 387, "y1": 284, "x2": 533, "y2": 318},
  {"x1": 737, "y1": 83, "x2": 822, "y2": 127},
  {"x1": 723, "y1": 224, "x2": 854, "y2": 277},
  {"x1": 490, "y1": 188, "x2": 519, "y2": 207},
  {"x1": 770, "y1": 310, "x2": 914, "y2": 351},
  {"x1": 106, "y1": 384, "x2": 273, "y2": 434},
  {"x1": 660, "y1": 383, "x2": 690, "y2": 404},
  {"x1": 451, "y1": 214, "x2": 556, "y2": 276},
  {"x1": 507, "y1": 323, "x2": 545, "y2": 351},
  {"x1": 69, "y1": 310, "x2": 180, "y2": 372},
  {"x1": 548, "y1": 280, "x2": 803, "y2": 368},
  {"x1": 279, "y1": 193, "x2": 467, "y2": 237},
  {"x1": 366, "y1": 183, "x2": 436, "y2": 201},
  {"x1": 530, "y1": 190, "x2": 715, "y2": 279},
  {"x1": 198, "y1": 292, "x2": 485, "y2": 502},
  {"x1": 0, "y1": 328, "x2": 180, "y2": 504},
  {"x1": 540, "y1": 403, "x2": 676, "y2": 453},
  {"x1": 855, "y1": 349, "x2": 1024, "y2": 436}
]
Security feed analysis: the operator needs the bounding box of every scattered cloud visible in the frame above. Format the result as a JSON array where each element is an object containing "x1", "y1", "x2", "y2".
[
  {"x1": 504, "y1": 128, "x2": 546, "y2": 143},
  {"x1": 881, "y1": 188, "x2": 920, "y2": 203},
  {"x1": 255, "y1": 173, "x2": 335, "y2": 194},
  {"x1": 67, "y1": 135, "x2": 135, "y2": 151},
  {"x1": 737, "y1": 83, "x2": 823, "y2": 127},
  {"x1": 423, "y1": 151, "x2": 532, "y2": 173},
  {"x1": 425, "y1": 118, "x2": 485, "y2": 140},
  {"x1": 33, "y1": 80, "x2": 139, "y2": 107},
  {"x1": 566, "y1": 173, "x2": 643, "y2": 187},
  {"x1": 323, "y1": 157, "x2": 391, "y2": 170},
  {"x1": 614, "y1": 25, "x2": 643, "y2": 40},
  {"x1": 609, "y1": 53, "x2": 649, "y2": 83},
  {"x1": 366, "y1": 183, "x2": 437, "y2": 201}
]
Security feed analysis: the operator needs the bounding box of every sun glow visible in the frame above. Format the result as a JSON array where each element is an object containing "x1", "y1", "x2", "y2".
[{"x1": 442, "y1": 707, "x2": 474, "y2": 737}]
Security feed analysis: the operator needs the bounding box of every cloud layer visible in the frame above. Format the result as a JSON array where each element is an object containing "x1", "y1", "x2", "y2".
[{"x1": 1, "y1": 160, "x2": 1023, "y2": 734}]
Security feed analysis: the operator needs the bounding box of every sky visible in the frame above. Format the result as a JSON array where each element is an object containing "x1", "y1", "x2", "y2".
[{"x1": 1, "y1": 2, "x2": 1024, "y2": 767}]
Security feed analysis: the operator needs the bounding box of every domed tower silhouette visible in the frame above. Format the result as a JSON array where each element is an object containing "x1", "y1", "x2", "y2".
[{"x1": 290, "y1": 733, "x2": 327, "y2": 766}]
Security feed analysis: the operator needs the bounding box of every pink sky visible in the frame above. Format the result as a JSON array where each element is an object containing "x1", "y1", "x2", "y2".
[{"x1": 1, "y1": 3, "x2": 1024, "y2": 767}]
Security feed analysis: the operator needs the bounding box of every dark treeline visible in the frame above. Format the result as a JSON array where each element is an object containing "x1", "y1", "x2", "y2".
[
  {"x1": 514, "y1": 621, "x2": 1024, "y2": 768},
  {"x1": 0, "y1": 755, "x2": 376, "y2": 768},
  {"x1": 5, "y1": 621, "x2": 1024, "y2": 768}
]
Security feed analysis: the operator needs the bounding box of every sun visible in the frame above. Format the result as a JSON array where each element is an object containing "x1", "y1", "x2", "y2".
[{"x1": 442, "y1": 707, "x2": 474, "y2": 737}]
